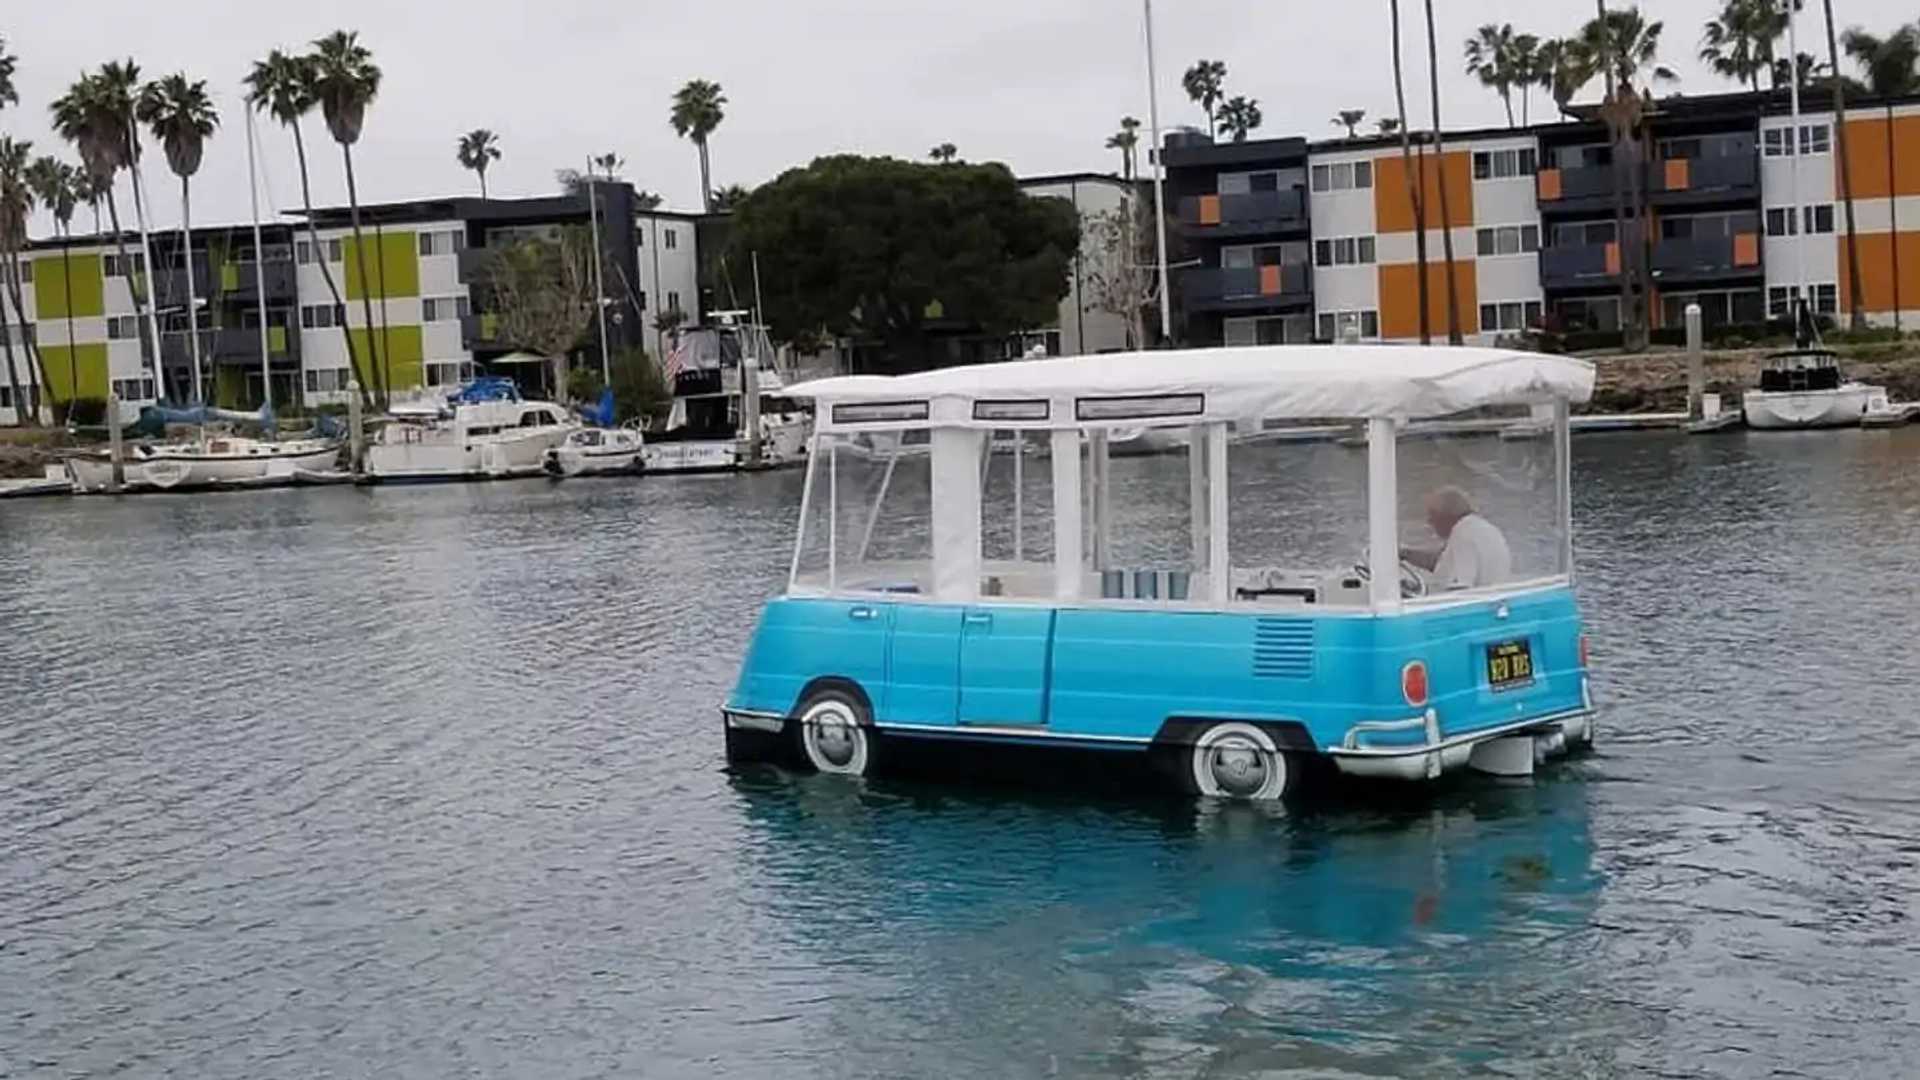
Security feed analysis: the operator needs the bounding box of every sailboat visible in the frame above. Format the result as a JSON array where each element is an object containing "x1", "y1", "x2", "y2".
[{"x1": 1741, "y1": 0, "x2": 1888, "y2": 430}]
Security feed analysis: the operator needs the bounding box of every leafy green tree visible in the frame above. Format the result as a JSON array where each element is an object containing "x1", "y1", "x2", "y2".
[
  {"x1": 310, "y1": 30, "x2": 386, "y2": 404},
  {"x1": 137, "y1": 72, "x2": 219, "y2": 403},
  {"x1": 1700, "y1": 0, "x2": 1786, "y2": 90},
  {"x1": 928, "y1": 143, "x2": 958, "y2": 163},
  {"x1": 1464, "y1": 23, "x2": 1538, "y2": 127},
  {"x1": 728, "y1": 155, "x2": 1079, "y2": 373},
  {"x1": 1332, "y1": 109, "x2": 1367, "y2": 138},
  {"x1": 24, "y1": 157, "x2": 82, "y2": 404},
  {"x1": 669, "y1": 80, "x2": 726, "y2": 212},
  {"x1": 1104, "y1": 117, "x2": 1140, "y2": 179},
  {"x1": 476, "y1": 229, "x2": 597, "y2": 394},
  {"x1": 1217, "y1": 96, "x2": 1262, "y2": 142}
]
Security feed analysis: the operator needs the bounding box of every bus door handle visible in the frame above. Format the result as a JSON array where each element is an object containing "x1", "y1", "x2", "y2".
[
  {"x1": 963, "y1": 611, "x2": 993, "y2": 629},
  {"x1": 848, "y1": 605, "x2": 878, "y2": 622}
]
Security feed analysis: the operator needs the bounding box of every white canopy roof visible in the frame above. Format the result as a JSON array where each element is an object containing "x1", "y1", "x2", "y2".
[{"x1": 789, "y1": 345, "x2": 1594, "y2": 424}]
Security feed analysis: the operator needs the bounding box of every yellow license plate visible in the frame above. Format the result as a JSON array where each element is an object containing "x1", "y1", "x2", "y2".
[{"x1": 1486, "y1": 639, "x2": 1535, "y2": 692}]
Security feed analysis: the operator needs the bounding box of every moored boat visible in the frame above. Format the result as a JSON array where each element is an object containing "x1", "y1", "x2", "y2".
[
  {"x1": 363, "y1": 378, "x2": 575, "y2": 484},
  {"x1": 545, "y1": 426, "x2": 645, "y2": 477},
  {"x1": 642, "y1": 319, "x2": 810, "y2": 475},
  {"x1": 1741, "y1": 350, "x2": 1883, "y2": 430},
  {"x1": 66, "y1": 435, "x2": 341, "y2": 493}
]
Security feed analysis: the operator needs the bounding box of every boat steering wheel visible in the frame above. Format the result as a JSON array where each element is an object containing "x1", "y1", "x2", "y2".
[{"x1": 1352, "y1": 554, "x2": 1429, "y2": 599}]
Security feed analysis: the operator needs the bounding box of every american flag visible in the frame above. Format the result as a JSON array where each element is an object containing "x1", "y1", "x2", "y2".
[{"x1": 662, "y1": 337, "x2": 686, "y2": 382}]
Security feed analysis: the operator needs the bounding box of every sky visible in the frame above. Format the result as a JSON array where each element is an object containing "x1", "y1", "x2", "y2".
[{"x1": 5, "y1": 0, "x2": 1916, "y2": 237}]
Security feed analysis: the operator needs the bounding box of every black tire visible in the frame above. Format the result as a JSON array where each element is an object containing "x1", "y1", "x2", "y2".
[
  {"x1": 1185, "y1": 721, "x2": 1301, "y2": 801},
  {"x1": 792, "y1": 686, "x2": 876, "y2": 776}
]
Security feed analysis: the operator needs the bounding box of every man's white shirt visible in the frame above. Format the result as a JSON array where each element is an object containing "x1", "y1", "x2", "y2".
[{"x1": 1432, "y1": 513, "x2": 1513, "y2": 589}]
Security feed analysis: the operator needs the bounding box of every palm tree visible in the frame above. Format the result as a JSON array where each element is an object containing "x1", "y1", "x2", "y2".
[
  {"x1": 50, "y1": 65, "x2": 160, "y2": 383},
  {"x1": 929, "y1": 143, "x2": 958, "y2": 164},
  {"x1": 0, "y1": 137, "x2": 47, "y2": 421},
  {"x1": 247, "y1": 49, "x2": 365, "y2": 407},
  {"x1": 24, "y1": 157, "x2": 83, "y2": 405},
  {"x1": 1390, "y1": 0, "x2": 1430, "y2": 343},
  {"x1": 1464, "y1": 23, "x2": 1533, "y2": 127},
  {"x1": 457, "y1": 128, "x2": 501, "y2": 198},
  {"x1": 1332, "y1": 110, "x2": 1367, "y2": 138},
  {"x1": 1584, "y1": 8, "x2": 1676, "y2": 350},
  {"x1": 1820, "y1": 0, "x2": 1866, "y2": 332},
  {"x1": 1377, "y1": 117, "x2": 1403, "y2": 135},
  {"x1": 1700, "y1": 0, "x2": 1786, "y2": 91},
  {"x1": 1217, "y1": 96, "x2": 1262, "y2": 142},
  {"x1": 1105, "y1": 117, "x2": 1141, "y2": 180},
  {"x1": 591, "y1": 152, "x2": 623, "y2": 180},
  {"x1": 1844, "y1": 25, "x2": 1920, "y2": 330},
  {"x1": 669, "y1": 80, "x2": 726, "y2": 212},
  {"x1": 137, "y1": 73, "x2": 218, "y2": 404},
  {"x1": 1535, "y1": 38, "x2": 1595, "y2": 118},
  {"x1": 1181, "y1": 60, "x2": 1228, "y2": 138},
  {"x1": 0, "y1": 35, "x2": 26, "y2": 419},
  {"x1": 1425, "y1": 0, "x2": 1462, "y2": 344},
  {"x1": 72, "y1": 169, "x2": 107, "y2": 235},
  {"x1": 310, "y1": 30, "x2": 386, "y2": 405}
]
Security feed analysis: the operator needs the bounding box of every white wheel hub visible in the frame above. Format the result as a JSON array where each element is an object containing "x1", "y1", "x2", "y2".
[
  {"x1": 799, "y1": 697, "x2": 870, "y2": 775},
  {"x1": 1191, "y1": 722, "x2": 1290, "y2": 800}
]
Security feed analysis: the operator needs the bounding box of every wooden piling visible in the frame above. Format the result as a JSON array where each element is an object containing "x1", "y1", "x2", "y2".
[
  {"x1": 1685, "y1": 303, "x2": 1704, "y2": 420},
  {"x1": 107, "y1": 392, "x2": 124, "y2": 494}
]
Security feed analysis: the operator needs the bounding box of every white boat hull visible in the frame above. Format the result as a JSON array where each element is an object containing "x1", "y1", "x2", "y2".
[
  {"x1": 365, "y1": 427, "x2": 568, "y2": 483},
  {"x1": 1743, "y1": 384, "x2": 1879, "y2": 430},
  {"x1": 67, "y1": 442, "x2": 341, "y2": 492}
]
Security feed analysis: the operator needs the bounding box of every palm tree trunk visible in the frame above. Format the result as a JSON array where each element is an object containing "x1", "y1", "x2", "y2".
[
  {"x1": 290, "y1": 124, "x2": 367, "y2": 408},
  {"x1": 181, "y1": 176, "x2": 205, "y2": 404},
  {"x1": 1424, "y1": 0, "x2": 1461, "y2": 344},
  {"x1": 1824, "y1": 0, "x2": 1866, "y2": 331},
  {"x1": 3, "y1": 260, "x2": 52, "y2": 421},
  {"x1": 1889, "y1": 103, "x2": 1902, "y2": 331},
  {"x1": 341, "y1": 142, "x2": 387, "y2": 408},
  {"x1": 0, "y1": 273, "x2": 28, "y2": 426},
  {"x1": 1502, "y1": 88, "x2": 1515, "y2": 129},
  {"x1": 697, "y1": 139, "x2": 713, "y2": 212},
  {"x1": 1629, "y1": 129, "x2": 1653, "y2": 350},
  {"x1": 102, "y1": 188, "x2": 156, "y2": 378},
  {"x1": 1390, "y1": 0, "x2": 1430, "y2": 343},
  {"x1": 479, "y1": 171, "x2": 488, "y2": 200}
]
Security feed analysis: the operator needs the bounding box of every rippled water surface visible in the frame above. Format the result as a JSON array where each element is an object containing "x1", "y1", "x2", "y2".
[{"x1": 4, "y1": 431, "x2": 1919, "y2": 1078}]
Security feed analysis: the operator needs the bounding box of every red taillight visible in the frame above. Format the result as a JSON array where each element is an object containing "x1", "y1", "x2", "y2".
[
  {"x1": 1579, "y1": 635, "x2": 1590, "y2": 668},
  {"x1": 1401, "y1": 660, "x2": 1430, "y2": 708}
]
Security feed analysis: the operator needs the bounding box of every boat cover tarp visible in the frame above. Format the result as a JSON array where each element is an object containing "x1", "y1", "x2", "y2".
[
  {"x1": 789, "y1": 346, "x2": 1596, "y2": 423},
  {"x1": 577, "y1": 387, "x2": 616, "y2": 428}
]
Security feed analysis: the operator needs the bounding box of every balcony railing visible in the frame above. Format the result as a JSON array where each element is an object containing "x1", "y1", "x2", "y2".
[
  {"x1": 1651, "y1": 233, "x2": 1763, "y2": 280},
  {"x1": 460, "y1": 312, "x2": 504, "y2": 348},
  {"x1": 1540, "y1": 243, "x2": 1618, "y2": 287},
  {"x1": 159, "y1": 327, "x2": 298, "y2": 368},
  {"x1": 1539, "y1": 155, "x2": 1759, "y2": 206},
  {"x1": 1179, "y1": 263, "x2": 1311, "y2": 310},
  {"x1": 1176, "y1": 189, "x2": 1308, "y2": 235},
  {"x1": 150, "y1": 258, "x2": 299, "y2": 304}
]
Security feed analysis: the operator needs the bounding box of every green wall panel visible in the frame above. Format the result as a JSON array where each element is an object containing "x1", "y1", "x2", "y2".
[
  {"x1": 39, "y1": 342, "x2": 110, "y2": 403},
  {"x1": 33, "y1": 253, "x2": 106, "y2": 320},
  {"x1": 269, "y1": 325, "x2": 288, "y2": 354},
  {"x1": 214, "y1": 366, "x2": 246, "y2": 409},
  {"x1": 350, "y1": 324, "x2": 424, "y2": 392},
  {"x1": 343, "y1": 231, "x2": 420, "y2": 300}
]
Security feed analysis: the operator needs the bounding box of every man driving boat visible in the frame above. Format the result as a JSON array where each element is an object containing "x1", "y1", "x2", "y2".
[{"x1": 1402, "y1": 486, "x2": 1512, "y2": 589}]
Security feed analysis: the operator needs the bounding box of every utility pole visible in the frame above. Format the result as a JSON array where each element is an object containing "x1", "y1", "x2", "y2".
[{"x1": 1142, "y1": 0, "x2": 1174, "y2": 346}]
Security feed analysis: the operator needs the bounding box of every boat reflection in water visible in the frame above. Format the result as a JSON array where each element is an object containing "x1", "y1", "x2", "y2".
[{"x1": 724, "y1": 762, "x2": 1601, "y2": 1071}]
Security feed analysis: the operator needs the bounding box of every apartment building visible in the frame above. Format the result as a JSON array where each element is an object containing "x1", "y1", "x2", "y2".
[
  {"x1": 1017, "y1": 173, "x2": 1139, "y2": 356},
  {"x1": 1162, "y1": 87, "x2": 1920, "y2": 347},
  {"x1": 0, "y1": 183, "x2": 702, "y2": 425}
]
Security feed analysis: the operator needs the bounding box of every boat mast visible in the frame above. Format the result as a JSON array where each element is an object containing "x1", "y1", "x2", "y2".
[
  {"x1": 1142, "y1": 0, "x2": 1173, "y2": 346},
  {"x1": 1786, "y1": 1, "x2": 1812, "y2": 348},
  {"x1": 586, "y1": 159, "x2": 613, "y2": 387},
  {"x1": 244, "y1": 101, "x2": 274, "y2": 418},
  {"x1": 126, "y1": 118, "x2": 167, "y2": 403}
]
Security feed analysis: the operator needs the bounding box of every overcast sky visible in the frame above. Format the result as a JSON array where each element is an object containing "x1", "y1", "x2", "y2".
[{"x1": 5, "y1": 0, "x2": 1915, "y2": 236}]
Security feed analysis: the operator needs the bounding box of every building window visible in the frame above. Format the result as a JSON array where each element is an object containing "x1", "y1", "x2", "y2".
[
  {"x1": 110, "y1": 377, "x2": 156, "y2": 401},
  {"x1": 1309, "y1": 161, "x2": 1373, "y2": 193},
  {"x1": 103, "y1": 252, "x2": 146, "y2": 277},
  {"x1": 327, "y1": 238, "x2": 344, "y2": 263},
  {"x1": 106, "y1": 315, "x2": 140, "y2": 340},
  {"x1": 1315, "y1": 309, "x2": 1380, "y2": 340},
  {"x1": 422, "y1": 295, "x2": 471, "y2": 322},
  {"x1": 1224, "y1": 314, "x2": 1313, "y2": 345},
  {"x1": 1313, "y1": 235, "x2": 1376, "y2": 267},
  {"x1": 1551, "y1": 220, "x2": 1617, "y2": 247},
  {"x1": 1765, "y1": 207, "x2": 1794, "y2": 236},
  {"x1": 418, "y1": 230, "x2": 465, "y2": 257},
  {"x1": 1799, "y1": 123, "x2": 1831, "y2": 155},
  {"x1": 425, "y1": 361, "x2": 475, "y2": 386},
  {"x1": 1803, "y1": 204, "x2": 1834, "y2": 235},
  {"x1": 664, "y1": 229, "x2": 678, "y2": 251},
  {"x1": 667, "y1": 290, "x2": 682, "y2": 311},
  {"x1": 1224, "y1": 169, "x2": 1289, "y2": 194},
  {"x1": 295, "y1": 240, "x2": 314, "y2": 265},
  {"x1": 303, "y1": 367, "x2": 353, "y2": 393},
  {"x1": 1477, "y1": 300, "x2": 1545, "y2": 332},
  {"x1": 1472, "y1": 147, "x2": 1538, "y2": 180},
  {"x1": 1663, "y1": 289, "x2": 1765, "y2": 327},
  {"x1": 1768, "y1": 283, "x2": 1838, "y2": 318},
  {"x1": 1475, "y1": 224, "x2": 1540, "y2": 257},
  {"x1": 1764, "y1": 124, "x2": 1832, "y2": 158},
  {"x1": 300, "y1": 303, "x2": 348, "y2": 329},
  {"x1": 636, "y1": 289, "x2": 647, "y2": 312},
  {"x1": 17, "y1": 260, "x2": 31, "y2": 284},
  {"x1": 1765, "y1": 205, "x2": 1835, "y2": 237}
]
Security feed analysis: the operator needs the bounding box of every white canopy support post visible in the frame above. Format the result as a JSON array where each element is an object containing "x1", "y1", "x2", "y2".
[
  {"x1": 1188, "y1": 423, "x2": 1208, "y2": 575},
  {"x1": 1207, "y1": 424, "x2": 1230, "y2": 605},
  {"x1": 827, "y1": 438, "x2": 838, "y2": 593},
  {"x1": 1012, "y1": 435, "x2": 1025, "y2": 563},
  {"x1": 855, "y1": 441, "x2": 897, "y2": 565},
  {"x1": 1052, "y1": 428, "x2": 1083, "y2": 599},
  {"x1": 1366, "y1": 417, "x2": 1402, "y2": 612},
  {"x1": 789, "y1": 435, "x2": 821, "y2": 588},
  {"x1": 930, "y1": 427, "x2": 983, "y2": 602},
  {"x1": 1090, "y1": 430, "x2": 1112, "y2": 569},
  {"x1": 1554, "y1": 399, "x2": 1573, "y2": 580}
]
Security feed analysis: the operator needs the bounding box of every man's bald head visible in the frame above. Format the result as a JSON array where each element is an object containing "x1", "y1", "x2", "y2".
[{"x1": 1425, "y1": 486, "x2": 1474, "y2": 538}]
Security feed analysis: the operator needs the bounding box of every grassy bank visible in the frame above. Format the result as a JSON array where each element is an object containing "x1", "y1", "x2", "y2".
[{"x1": 0, "y1": 428, "x2": 73, "y2": 479}]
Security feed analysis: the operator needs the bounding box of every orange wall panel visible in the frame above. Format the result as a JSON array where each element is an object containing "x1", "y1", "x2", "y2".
[
  {"x1": 1838, "y1": 231, "x2": 1920, "y2": 312},
  {"x1": 1841, "y1": 115, "x2": 1920, "y2": 200},
  {"x1": 1373, "y1": 150, "x2": 1475, "y2": 232},
  {"x1": 1259, "y1": 265, "x2": 1282, "y2": 295},
  {"x1": 1664, "y1": 158, "x2": 1689, "y2": 192},
  {"x1": 1537, "y1": 168, "x2": 1562, "y2": 201},
  {"x1": 1378, "y1": 260, "x2": 1479, "y2": 339}
]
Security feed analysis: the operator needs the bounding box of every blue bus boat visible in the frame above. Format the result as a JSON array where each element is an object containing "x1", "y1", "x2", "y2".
[{"x1": 723, "y1": 345, "x2": 1597, "y2": 799}]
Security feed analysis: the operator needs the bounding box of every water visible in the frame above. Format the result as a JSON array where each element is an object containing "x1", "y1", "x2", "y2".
[{"x1": 3, "y1": 431, "x2": 1918, "y2": 1078}]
